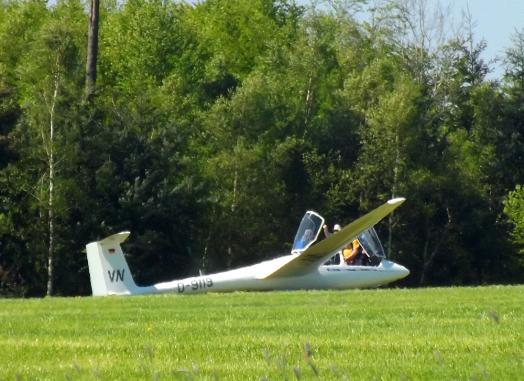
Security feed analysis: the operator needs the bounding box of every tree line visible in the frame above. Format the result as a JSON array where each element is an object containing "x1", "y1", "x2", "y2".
[{"x1": 1, "y1": 0, "x2": 524, "y2": 296}]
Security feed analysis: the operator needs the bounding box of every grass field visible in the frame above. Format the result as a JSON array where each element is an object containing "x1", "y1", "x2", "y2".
[{"x1": 1, "y1": 286, "x2": 523, "y2": 380}]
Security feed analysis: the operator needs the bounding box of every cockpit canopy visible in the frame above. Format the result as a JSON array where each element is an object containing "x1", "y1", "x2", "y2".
[
  {"x1": 357, "y1": 227, "x2": 386, "y2": 259},
  {"x1": 291, "y1": 210, "x2": 387, "y2": 260},
  {"x1": 291, "y1": 211, "x2": 324, "y2": 254}
]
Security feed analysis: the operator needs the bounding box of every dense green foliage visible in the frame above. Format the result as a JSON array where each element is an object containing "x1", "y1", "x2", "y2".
[
  {"x1": 1, "y1": 0, "x2": 524, "y2": 296},
  {"x1": 504, "y1": 185, "x2": 524, "y2": 260},
  {"x1": 0, "y1": 286, "x2": 523, "y2": 380}
]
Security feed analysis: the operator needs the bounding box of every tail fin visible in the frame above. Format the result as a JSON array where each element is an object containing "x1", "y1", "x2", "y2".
[{"x1": 86, "y1": 231, "x2": 139, "y2": 296}]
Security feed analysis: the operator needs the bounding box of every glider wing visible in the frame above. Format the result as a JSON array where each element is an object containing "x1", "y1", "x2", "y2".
[{"x1": 257, "y1": 197, "x2": 406, "y2": 279}]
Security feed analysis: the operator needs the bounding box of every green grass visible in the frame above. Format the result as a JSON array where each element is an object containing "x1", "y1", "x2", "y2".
[{"x1": 1, "y1": 286, "x2": 523, "y2": 380}]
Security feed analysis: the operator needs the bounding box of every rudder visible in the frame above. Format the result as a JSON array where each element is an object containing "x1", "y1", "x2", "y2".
[{"x1": 86, "y1": 231, "x2": 139, "y2": 296}]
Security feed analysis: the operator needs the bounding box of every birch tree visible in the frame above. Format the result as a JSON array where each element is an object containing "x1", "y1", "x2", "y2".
[{"x1": 16, "y1": 1, "x2": 85, "y2": 295}]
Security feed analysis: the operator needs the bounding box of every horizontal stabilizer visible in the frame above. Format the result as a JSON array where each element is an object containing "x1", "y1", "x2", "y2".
[
  {"x1": 98, "y1": 231, "x2": 130, "y2": 246},
  {"x1": 258, "y1": 197, "x2": 405, "y2": 279}
]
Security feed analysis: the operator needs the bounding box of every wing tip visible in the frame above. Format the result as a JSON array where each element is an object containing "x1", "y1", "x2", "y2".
[{"x1": 388, "y1": 197, "x2": 406, "y2": 205}]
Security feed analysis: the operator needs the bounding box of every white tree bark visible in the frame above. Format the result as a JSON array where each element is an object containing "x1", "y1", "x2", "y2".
[{"x1": 46, "y1": 56, "x2": 60, "y2": 297}]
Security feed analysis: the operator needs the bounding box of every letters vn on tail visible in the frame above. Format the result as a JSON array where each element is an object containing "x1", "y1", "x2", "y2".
[{"x1": 108, "y1": 269, "x2": 125, "y2": 283}]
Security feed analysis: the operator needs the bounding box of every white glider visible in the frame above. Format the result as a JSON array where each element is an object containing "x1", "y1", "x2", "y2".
[{"x1": 86, "y1": 198, "x2": 409, "y2": 296}]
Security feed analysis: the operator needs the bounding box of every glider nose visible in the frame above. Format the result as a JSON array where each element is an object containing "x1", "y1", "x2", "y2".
[
  {"x1": 381, "y1": 260, "x2": 410, "y2": 281},
  {"x1": 397, "y1": 264, "x2": 410, "y2": 279}
]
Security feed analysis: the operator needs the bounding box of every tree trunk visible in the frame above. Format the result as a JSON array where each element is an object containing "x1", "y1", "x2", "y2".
[
  {"x1": 387, "y1": 130, "x2": 401, "y2": 257},
  {"x1": 303, "y1": 74, "x2": 314, "y2": 133},
  {"x1": 85, "y1": 0, "x2": 99, "y2": 101},
  {"x1": 227, "y1": 165, "x2": 238, "y2": 269},
  {"x1": 419, "y1": 207, "x2": 452, "y2": 285},
  {"x1": 46, "y1": 62, "x2": 60, "y2": 297}
]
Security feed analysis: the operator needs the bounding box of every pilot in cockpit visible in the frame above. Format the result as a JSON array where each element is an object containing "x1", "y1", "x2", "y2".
[
  {"x1": 343, "y1": 239, "x2": 370, "y2": 265},
  {"x1": 319, "y1": 225, "x2": 385, "y2": 267},
  {"x1": 323, "y1": 223, "x2": 341, "y2": 238}
]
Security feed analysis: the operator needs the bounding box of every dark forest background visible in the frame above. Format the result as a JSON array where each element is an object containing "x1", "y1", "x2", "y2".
[{"x1": 1, "y1": 0, "x2": 524, "y2": 296}]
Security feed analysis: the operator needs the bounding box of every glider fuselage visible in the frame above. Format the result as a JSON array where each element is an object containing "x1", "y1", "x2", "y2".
[{"x1": 117, "y1": 257, "x2": 409, "y2": 295}]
